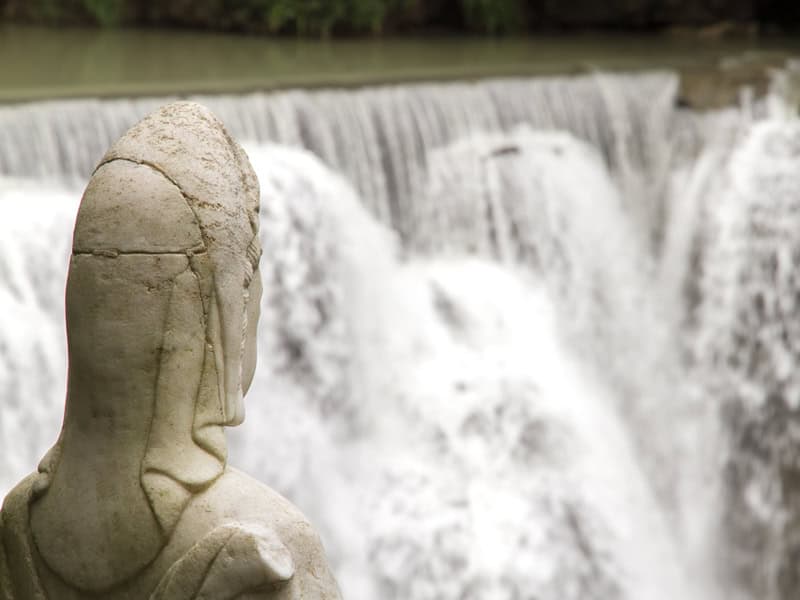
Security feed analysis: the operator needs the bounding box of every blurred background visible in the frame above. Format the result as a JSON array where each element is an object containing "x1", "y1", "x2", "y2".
[{"x1": 2, "y1": 2, "x2": 800, "y2": 600}]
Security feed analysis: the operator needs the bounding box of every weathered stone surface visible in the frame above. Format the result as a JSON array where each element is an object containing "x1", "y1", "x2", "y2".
[{"x1": 0, "y1": 101, "x2": 342, "y2": 600}]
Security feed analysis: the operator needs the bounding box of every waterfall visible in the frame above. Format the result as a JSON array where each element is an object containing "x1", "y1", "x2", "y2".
[
  {"x1": 0, "y1": 72, "x2": 684, "y2": 241},
  {"x1": 678, "y1": 120, "x2": 800, "y2": 600},
  {"x1": 0, "y1": 69, "x2": 798, "y2": 599},
  {"x1": 0, "y1": 177, "x2": 74, "y2": 485}
]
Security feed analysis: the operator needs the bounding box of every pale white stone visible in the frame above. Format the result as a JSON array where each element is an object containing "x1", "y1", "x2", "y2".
[{"x1": 0, "y1": 101, "x2": 342, "y2": 600}]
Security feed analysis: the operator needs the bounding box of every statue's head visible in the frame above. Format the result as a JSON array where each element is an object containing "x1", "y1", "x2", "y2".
[
  {"x1": 58, "y1": 100, "x2": 261, "y2": 535},
  {"x1": 72, "y1": 100, "x2": 261, "y2": 421}
]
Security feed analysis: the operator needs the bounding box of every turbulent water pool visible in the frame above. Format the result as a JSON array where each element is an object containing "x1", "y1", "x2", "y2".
[{"x1": 1, "y1": 63, "x2": 800, "y2": 599}]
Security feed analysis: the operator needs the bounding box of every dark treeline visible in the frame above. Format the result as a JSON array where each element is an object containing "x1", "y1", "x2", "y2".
[{"x1": 1, "y1": 0, "x2": 798, "y2": 35}]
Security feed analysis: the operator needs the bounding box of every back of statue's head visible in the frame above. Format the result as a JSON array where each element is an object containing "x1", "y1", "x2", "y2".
[
  {"x1": 31, "y1": 101, "x2": 263, "y2": 592},
  {"x1": 71, "y1": 100, "x2": 261, "y2": 428}
]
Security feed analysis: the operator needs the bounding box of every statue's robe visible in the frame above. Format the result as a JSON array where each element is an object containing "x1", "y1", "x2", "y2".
[
  {"x1": 0, "y1": 469, "x2": 342, "y2": 600},
  {"x1": 1, "y1": 475, "x2": 46, "y2": 600},
  {"x1": 0, "y1": 528, "x2": 9, "y2": 600},
  {"x1": 0, "y1": 502, "x2": 15, "y2": 600}
]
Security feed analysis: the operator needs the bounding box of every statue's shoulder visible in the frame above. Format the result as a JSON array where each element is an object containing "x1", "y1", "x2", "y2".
[
  {"x1": 0, "y1": 473, "x2": 42, "y2": 556},
  {"x1": 0, "y1": 473, "x2": 46, "y2": 600},
  {"x1": 2, "y1": 443, "x2": 61, "y2": 526},
  {"x1": 150, "y1": 519, "x2": 294, "y2": 600},
  {"x1": 195, "y1": 469, "x2": 332, "y2": 561},
  {"x1": 0, "y1": 509, "x2": 11, "y2": 600},
  {"x1": 157, "y1": 468, "x2": 341, "y2": 599},
  {"x1": 1, "y1": 473, "x2": 39, "y2": 519}
]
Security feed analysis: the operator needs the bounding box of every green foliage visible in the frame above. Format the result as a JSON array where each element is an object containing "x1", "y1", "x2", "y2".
[
  {"x1": 460, "y1": 0, "x2": 526, "y2": 34},
  {"x1": 3, "y1": 0, "x2": 528, "y2": 36},
  {"x1": 149, "y1": 0, "x2": 402, "y2": 37},
  {"x1": 278, "y1": 0, "x2": 347, "y2": 36},
  {"x1": 252, "y1": 0, "x2": 398, "y2": 36},
  {"x1": 347, "y1": 0, "x2": 395, "y2": 34},
  {"x1": 12, "y1": 0, "x2": 67, "y2": 23},
  {"x1": 82, "y1": 0, "x2": 127, "y2": 26}
]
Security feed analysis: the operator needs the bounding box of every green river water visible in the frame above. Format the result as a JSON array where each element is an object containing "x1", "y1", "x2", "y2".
[{"x1": 1, "y1": 24, "x2": 799, "y2": 106}]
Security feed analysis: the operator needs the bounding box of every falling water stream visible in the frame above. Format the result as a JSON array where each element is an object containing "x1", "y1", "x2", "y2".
[{"x1": 0, "y1": 69, "x2": 799, "y2": 599}]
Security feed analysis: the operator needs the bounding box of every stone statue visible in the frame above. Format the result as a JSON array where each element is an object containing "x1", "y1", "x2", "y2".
[{"x1": 0, "y1": 102, "x2": 343, "y2": 600}]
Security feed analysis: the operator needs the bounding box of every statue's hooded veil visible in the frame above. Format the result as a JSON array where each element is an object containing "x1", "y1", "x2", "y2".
[{"x1": 47, "y1": 101, "x2": 261, "y2": 539}]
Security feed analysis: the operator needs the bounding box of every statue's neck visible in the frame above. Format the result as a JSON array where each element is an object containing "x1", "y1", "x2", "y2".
[
  {"x1": 55, "y1": 374, "x2": 156, "y2": 479},
  {"x1": 28, "y1": 379, "x2": 167, "y2": 593},
  {"x1": 57, "y1": 418, "x2": 151, "y2": 483}
]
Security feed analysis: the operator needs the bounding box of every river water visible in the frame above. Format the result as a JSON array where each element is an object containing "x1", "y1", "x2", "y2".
[
  {"x1": 2, "y1": 24, "x2": 799, "y2": 103},
  {"x1": 1, "y1": 60, "x2": 800, "y2": 599}
]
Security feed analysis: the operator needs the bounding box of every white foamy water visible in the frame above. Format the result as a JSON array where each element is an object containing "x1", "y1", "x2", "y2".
[
  {"x1": 673, "y1": 120, "x2": 800, "y2": 600},
  {"x1": 0, "y1": 139, "x2": 706, "y2": 600},
  {"x1": 2, "y1": 70, "x2": 800, "y2": 599},
  {"x1": 0, "y1": 72, "x2": 682, "y2": 242}
]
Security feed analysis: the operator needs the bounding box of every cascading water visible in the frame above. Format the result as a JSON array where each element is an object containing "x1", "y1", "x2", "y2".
[
  {"x1": 669, "y1": 120, "x2": 800, "y2": 600},
  {"x1": 0, "y1": 72, "x2": 681, "y2": 240},
  {"x1": 0, "y1": 69, "x2": 798, "y2": 599}
]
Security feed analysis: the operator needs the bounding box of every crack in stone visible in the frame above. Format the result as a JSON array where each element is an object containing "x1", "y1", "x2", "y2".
[{"x1": 72, "y1": 248, "x2": 207, "y2": 257}]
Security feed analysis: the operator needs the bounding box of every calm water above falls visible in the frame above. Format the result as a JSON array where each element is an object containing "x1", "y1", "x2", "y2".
[
  {"x1": 0, "y1": 70, "x2": 799, "y2": 599},
  {"x1": 2, "y1": 25, "x2": 798, "y2": 103}
]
